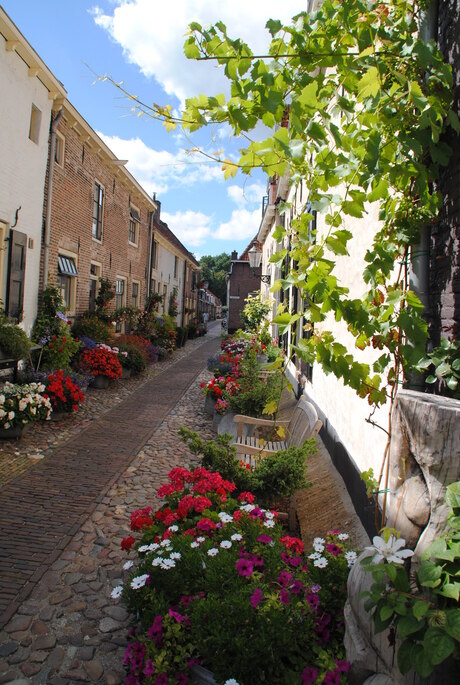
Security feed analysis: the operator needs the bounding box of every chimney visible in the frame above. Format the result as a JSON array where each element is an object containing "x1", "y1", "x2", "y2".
[{"x1": 231, "y1": 250, "x2": 238, "y2": 260}]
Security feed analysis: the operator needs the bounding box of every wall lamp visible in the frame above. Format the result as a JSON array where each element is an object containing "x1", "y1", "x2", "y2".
[{"x1": 247, "y1": 245, "x2": 271, "y2": 284}]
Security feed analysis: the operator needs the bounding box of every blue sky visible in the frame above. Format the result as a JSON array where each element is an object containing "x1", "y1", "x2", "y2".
[{"x1": 2, "y1": 0, "x2": 305, "y2": 258}]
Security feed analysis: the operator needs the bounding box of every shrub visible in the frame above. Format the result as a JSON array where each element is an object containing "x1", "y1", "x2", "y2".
[
  {"x1": 0, "y1": 324, "x2": 31, "y2": 360},
  {"x1": 118, "y1": 344, "x2": 147, "y2": 375},
  {"x1": 72, "y1": 315, "x2": 115, "y2": 344}
]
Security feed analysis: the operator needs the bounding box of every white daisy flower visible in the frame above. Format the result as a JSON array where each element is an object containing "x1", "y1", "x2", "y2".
[
  {"x1": 264, "y1": 520, "x2": 275, "y2": 528},
  {"x1": 111, "y1": 586, "x2": 123, "y2": 599},
  {"x1": 240, "y1": 504, "x2": 255, "y2": 512},
  {"x1": 130, "y1": 574, "x2": 149, "y2": 589},
  {"x1": 190, "y1": 542, "x2": 200, "y2": 549},
  {"x1": 123, "y1": 560, "x2": 134, "y2": 570},
  {"x1": 309, "y1": 552, "x2": 320, "y2": 560},
  {"x1": 231, "y1": 533, "x2": 243, "y2": 541},
  {"x1": 160, "y1": 539, "x2": 172, "y2": 547},
  {"x1": 160, "y1": 559, "x2": 176, "y2": 569},
  {"x1": 196, "y1": 536, "x2": 206, "y2": 543},
  {"x1": 170, "y1": 552, "x2": 181, "y2": 560},
  {"x1": 313, "y1": 537, "x2": 325, "y2": 546},
  {"x1": 207, "y1": 548, "x2": 219, "y2": 557},
  {"x1": 338, "y1": 533, "x2": 349, "y2": 541},
  {"x1": 366, "y1": 535, "x2": 414, "y2": 565},
  {"x1": 220, "y1": 540, "x2": 232, "y2": 549},
  {"x1": 138, "y1": 545, "x2": 150, "y2": 553},
  {"x1": 218, "y1": 513, "x2": 233, "y2": 523},
  {"x1": 313, "y1": 557, "x2": 328, "y2": 568},
  {"x1": 168, "y1": 525, "x2": 179, "y2": 532},
  {"x1": 345, "y1": 551, "x2": 357, "y2": 567},
  {"x1": 148, "y1": 543, "x2": 159, "y2": 551},
  {"x1": 224, "y1": 680, "x2": 240, "y2": 685},
  {"x1": 265, "y1": 511, "x2": 275, "y2": 520},
  {"x1": 313, "y1": 542, "x2": 325, "y2": 553},
  {"x1": 152, "y1": 557, "x2": 163, "y2": 566}
]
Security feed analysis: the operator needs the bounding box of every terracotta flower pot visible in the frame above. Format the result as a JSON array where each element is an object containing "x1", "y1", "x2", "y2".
[{"x1": 90, "y1": 375, "x2": 110, "y2": 389}]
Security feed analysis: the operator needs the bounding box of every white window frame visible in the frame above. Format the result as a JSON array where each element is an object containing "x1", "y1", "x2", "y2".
[
  {"x1": 92, "y1": 180, "x2": 104, "y2": 242},
  {"x1": 28, "y1": 104, "x2": 41, "y2": 144},
  {"x1": 54, "y1": 132, "x2": 65, "y2": 167},
  {"x1": 129, "y1": 205, "x2": 140, "y2": 247},
  {"x1": 131, "y1": 280, "x2": 140, "y2": 307},
  {"x1": 89, "y1": 261, "x2": 102, "y2": 312}
]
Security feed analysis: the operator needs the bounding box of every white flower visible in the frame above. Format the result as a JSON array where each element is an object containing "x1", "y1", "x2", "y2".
[
  {"x1": 196, "y1": 536, "x2": 206, "y2": 543},
  {"x1": 265, "y1": 511, "x2": 275, "y2": 520},
  {"x1": 264, "y1": 520, "x2": 275, "y2": 528},
  {"x1": 313, "y1": 542, "x2": 324, "y2": 553},
  {"x1": 168, "y1": 525, "x2": 179, "y2": 532},
  {"x1": 207, "y1": 548, "x2": 219, "y2": 557},
  {"x1": 138, "y1": 545, "x2": 150, "y2": 553},
  {"x1": 170, "y1": 552, "x2": 181, "y2": 560},
  {"x1": 190, "y1": 542, "x2": 199, "y2": 549},
  {"x1": 202, "y1": 562, "x2": 206, "y2": 569},
  {"x1": 314, "y1": 557, "x2": 328, "y2": 568},
  {"x1": 338, "y1": 533, "x2": 349, "y2": 541},
  {"x1": 224, "y1": 679, "x2": 240, "y2": 685},
  {"x1": 313, "y1": 537, "x2": 325, "y2": 546},
  {"x1": 148, "y1": 543, "x2": 159, "y2": 552},
  {"x1": 220, "y1": 540, "x2": 232, "y2": 549},
  {"x1": 30, "y1": 407, "x2": 36, "y2": 416},
  {"x1": 160, "y1": 539, "x2": 172, "y2": 547},
  {"x1": 123, "y1": 560, "x2": 134, "y2": 570},
  {"x1": 152, "y1": 557, "x2": 163, "y2": 566},
  {"x1": 0, "y1": 409, "x2": 5, "y2": 418},
  {"x1": 160, "y1": 559, "x2": 176, "y2": 569},
  {"x1": 37, "y1": 384, "x2": 46, "y2": 393},
  {"x1": 130, "y1": 574, "x2": 149, "y2": 589},
  {"x1": 218, "y1": 513, "x2": 233, "y2": 524},
  {"x1": 0, "y1": 394, "x2": 5, "y2": 404},
  {"x1": 345, "y1": 551, "x2": 357, "y2": 567},
  {"x1": 309, "y1": 552, "x2": 320, "y2": 560},
  {"x1": 231, "y1": 533, "x2": 243, "y2": 541},
  {"x1": 366, "y1": 535, "x2": 414, "y2": 565},
  {"x1": 3, "y1": 422, "x2": 10, "y2": 429},
  {"x1": 8, "y1": 411, "x2": 15, "y2": 420},
  {"x1": 18, "y1": 399, "x2": 28, "y2": 412},
  {"x1": 240, "y1": 504, "x2": 255, "y2": 512},
  {"x1": 111, "y1": 586, "x2": 123, "y2": 599}
]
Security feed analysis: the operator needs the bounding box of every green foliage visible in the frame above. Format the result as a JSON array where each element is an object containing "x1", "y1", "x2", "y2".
[
  {"x1": 361, "y1": 481, "x2": 460, "y2": 679},
  {"x1": 199, "y1": 253, "x2": 231, "y2": 305},
  {"x1": 228, "y1": 348, "x2": 285, "y2": 417},
  {"x1": 71, "y1": 315, "x2": 115, "y2": 344},
  {"x1": 94, "y1": 277, "x2": 115, "y2": 316},
  {"x1": 168, "y1": 287, "x2": 179, "y2": 318},
  {"x1": 113, "y1": 306, "x2": 141, "y2": 332},
  {"x1": 117, "y1": 344, "x2": 147, "y2": 374},
  {"x1": 361, "y1": 467, "x2": 379, "y2": 499},
  {"x1": 415, "y1": 338, "x2": 460, "y2": 398},
  {"x1": 240, "y1": 293, "x2": 271, "y2": 333},
  {"x1": 0, "y1": 322, "x2": 30, "y2": 360},
  {"x1": 32, "y1": 287, "x2": 80, "y2": 370},
  {"x1": 179, "y1": 427, "x2": 315, "y2": 504}
]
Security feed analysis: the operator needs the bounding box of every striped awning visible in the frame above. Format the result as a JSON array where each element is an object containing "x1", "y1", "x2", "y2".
[{"x1": 58, "y1": 255, "x2": 78, "y2": 277}]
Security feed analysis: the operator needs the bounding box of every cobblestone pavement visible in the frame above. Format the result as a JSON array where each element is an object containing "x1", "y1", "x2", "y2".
[
  {"x1": 0, "y1": 320, "x2": 368, "y2": 684},
  {"x1": 0, "y1": 325, "x2": 220, "y2": 684}
]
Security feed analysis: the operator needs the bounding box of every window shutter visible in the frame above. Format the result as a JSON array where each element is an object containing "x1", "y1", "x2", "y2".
[{"x1": 6, "y1": 229, "x2": 27, "y2": 321}]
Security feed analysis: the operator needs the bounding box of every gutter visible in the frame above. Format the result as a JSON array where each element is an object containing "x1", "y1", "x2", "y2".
[{"x1": 43, "y1": 107, "x2": 63, "y2": 287}]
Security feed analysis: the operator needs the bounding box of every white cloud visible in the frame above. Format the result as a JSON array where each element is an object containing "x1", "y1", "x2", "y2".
[
  {"x1": 214, "y1": 208, "x2": 261, "y2": 241},
  {"x1": 97, "y1": 132, "x2": 223, "y2": 195},
  {"x1": 227, "y1": 182, "x2": 266, "y2": 209},
  {"x1": 161, "y1": 210, "x2": 212, "y2": 248},
  {"x1": 92, "y1": 0, "x2": 306, "y2": 106}
]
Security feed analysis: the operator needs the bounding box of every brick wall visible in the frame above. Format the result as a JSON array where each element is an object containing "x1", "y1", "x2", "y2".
[
  {"x1": 227, "y1": 261, "x2": 261, "y2": 332},
  {"x1": 42, "y1": 110, "x2": 152, "y2": 318},
  {"x1": 431, "y1": 0, "x2": 460, "y2": 341}
]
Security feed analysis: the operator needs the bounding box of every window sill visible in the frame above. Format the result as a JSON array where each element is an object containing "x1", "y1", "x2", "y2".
[
  {"x1": 92, "y1": 236, "x2": 103, "y2": 244},
  {"x1": 128, "y1": 240, "x2": 139, "y2": 248}
]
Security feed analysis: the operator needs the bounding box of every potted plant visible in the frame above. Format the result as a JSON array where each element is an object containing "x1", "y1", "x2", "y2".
[
  {"x1": 42, "y1": 370, "x2": 85, "y2": 418},
  {"x1": 0, "y1": 381, "x2": 52, "y2": 438},
  {"x1": 79, "y1": 344, "x2": 122, "y2": 388},
  {"x1": 0, "y1": 324, "x2": 31, "y2": 361},
  {"x1": 114, "y1": 467, "x2": 355, "y2": 684}
]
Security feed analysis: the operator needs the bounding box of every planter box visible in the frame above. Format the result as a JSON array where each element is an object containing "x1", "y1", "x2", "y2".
[
  {"x1": 90, "y1": 375, "x2": 110, "y2": 389},
  {"x1": 0, "y1": 422, "x2": 31, "y2": 440},
  {"x1": 216, "y1": 411, "x2": 237, "y2": 437},
  {"x1": 204, "y1": 394, "x2": 215, "y2": 416}
]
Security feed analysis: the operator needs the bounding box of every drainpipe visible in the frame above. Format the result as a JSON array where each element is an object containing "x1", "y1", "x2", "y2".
[
  {"x1": 43, "y1": 108, "x2": 63, "y2": 288},
  {"x1": 147, "y1": 211, "x2": 153, "y2": 299},
  {"x1": 407, "y1": 1, "x2": 439, "y2": 387},
  {"x1": 181, "y1": 259, "x2": 187, "y2": 328}
]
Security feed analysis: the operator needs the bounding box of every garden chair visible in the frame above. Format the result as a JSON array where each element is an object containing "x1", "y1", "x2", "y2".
[{"x1": 231, "y1": 396, "x2": 322, "y2": 467}]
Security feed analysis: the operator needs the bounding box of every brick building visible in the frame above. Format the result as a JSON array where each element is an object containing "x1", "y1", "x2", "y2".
[
  {"x1": 226, "y1": 240, "x2": 263, "y2": 333},
  {"x1": 42, "y1": 99, "x2": 157, "y2": 320}
]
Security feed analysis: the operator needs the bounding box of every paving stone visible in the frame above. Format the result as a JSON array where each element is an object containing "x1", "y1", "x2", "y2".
[
  {"x1": 64, "y1": 572, "x2": 82, "y2": 586},
  {"x1": 20, "y1": 661, "x2": 41, "y2": 676},
  {"x1": 104, "y1": 672, "x2": 124, "y2": 685},
  {"x1": 45, "y1": 646, "x2": 66, "y2": 671},
  {"x1": 29, "y1": 651, "x2": 48, "y2": 663},
  {"x1": 0, "y1": 642, "x2": 18, "y2": 657},
  {"x1": 61, "y1": 669, "x2": 89, "y2": 682},
  {"x1": 98, "y1": 617, "x2": 120, "y2": 634},
  {"x1": 32, "y1": 634, "x2": 56, "y2": 650},
  {"x1": 49, "y1": 588, "x2": 73, "y2": 605},
  {"x1": 9, "y1": 632, "x2": 30, "y2": 644},
  {"x1": 4, "y1": 616, "x2": 32, "y2": 633},
  {"x1": 102, "y1": 606, "x2": 128, "y2": 622},
  {"x1": 38, "y1": 605, "x2": 55, "y2": 621},
  {"x1": 31, "y1": 620, "x2": 50, "y2": 635},
  {"x1": 75, "y1": 646, "x2": 94, "y2": 661},
  {"x1": 84, "y1": 660, "x2": 104, "y2": 682},
  {"x1": 0, "y1": 679, "x2": 28, "y2": 685}
]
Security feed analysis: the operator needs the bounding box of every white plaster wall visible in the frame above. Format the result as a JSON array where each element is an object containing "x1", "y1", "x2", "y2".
[
  {"x1": 302, "y1": 203, "x2": 391, "y2": 474},
  {"x1": 0, "y1": 34, "x2": 53, "y2": 334},
  {"x1": 154, "y1": 242, "x2": 182, "y2": 320}
]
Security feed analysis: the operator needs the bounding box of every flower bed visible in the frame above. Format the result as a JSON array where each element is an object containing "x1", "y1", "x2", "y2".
[
  {"x1": 80, "y1": 344, "x2": 122, "y2": 380},
  {"x1": 42, "y1": 370, "x2": 85, "y2": 414},
  {"x1": 114, "y1": 467, "x2": 355, "y2": 684},
  {"x1": 0, "y1": 381, "x2": 51, "y2": 429}
]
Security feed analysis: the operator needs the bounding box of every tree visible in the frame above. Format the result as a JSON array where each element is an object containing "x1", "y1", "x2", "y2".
[{"x1": 199, "y1": 253, "x2": 231, "y2": 305}]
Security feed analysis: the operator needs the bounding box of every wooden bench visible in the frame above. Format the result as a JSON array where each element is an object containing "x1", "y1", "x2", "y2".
[{"x1": 231, "y1": 397, "x2": 323, "y2": 531}]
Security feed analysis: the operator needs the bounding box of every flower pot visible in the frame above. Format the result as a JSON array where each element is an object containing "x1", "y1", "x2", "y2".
[
  {"x1": 257, "y1": 353, "x2": 268, "y2": 364},
  {"x1": 204, "y1": 394, "x2": 215, "y2": 416},
  {"x1": 0, "y1": 422, "x2": 30, "y2": 440},
  {"x1": 90, "y1": 375, "x2": 110, "y2": 389},
  {"x1": 212, "y1": 410, "x2": 222, "y2": 430},
  {"x1": 190, "y1": 665, "x2": 217, "y2": 685},
  {"x1": 121, "y1": 367, "x2": 132, "y2": 379},
  {"x1": 216, "y1": 410, "x2": 237, "y2": 437}
]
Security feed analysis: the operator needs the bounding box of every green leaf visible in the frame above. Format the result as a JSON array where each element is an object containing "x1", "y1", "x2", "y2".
[
  {"x1": 380, "y1": 605, "x2": 394, "y2": 622},
  {"x1": 357, "y1": 66, "x2": 380, "y2": 100},
  {"x1": 398, "y1": 614, "x2": 423, "y2": 638},
  {"x1": 445, "y1": 608, "x2": 460, "y2": 641},
  {"x1": 418, "y1": 561, "x2": 442, "y2": 588},
  {"x1": 183, "y1": 36, "x2": 200, "y2": 60},
  {"x1": 397, "y1": 639, "x2": 415, "y2": 675},
  {"x1": 298, "y1": 81, "x2": 318, "y2": 109},
  {"x1": 413, "y1": 600, "x2": 430, "y2": 619},
  {"x1": 423, "y1": 627, "x2": 455, "y2": 665}
]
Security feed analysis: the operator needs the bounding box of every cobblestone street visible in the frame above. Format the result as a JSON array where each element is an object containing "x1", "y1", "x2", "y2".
[{"x1": 0, "y1": 322, "x2": 368, "y2": 684}]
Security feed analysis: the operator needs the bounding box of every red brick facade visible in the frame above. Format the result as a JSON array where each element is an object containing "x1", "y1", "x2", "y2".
[
  {"x1": 42, "y1": 102, "x2": 155, "y2": 319},
  {"x1": 227, "y1": 259, "x2": 262, "y2": 333}
]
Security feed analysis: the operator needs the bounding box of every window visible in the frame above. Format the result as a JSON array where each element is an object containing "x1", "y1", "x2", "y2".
[
  {"x1": 174, "y1": 256, "x2": 178, "y2": 279},
  {"x1": 28, "y1": 104, "x2": 41, "y2": 144},
  {"x1": 150, "y1": 278, "x2": 156, "y2": 295},
  {"x1": 54, "y1": 132, "x2": 65, "y2": 167},
  {"x1": 89, "y1": 262, "x2": 101, "y2": 312},
  {"x1": 129, "y1": 206, "x2": 140, "y2": 246},
  {"x1": 115, "y1": 277, "x2": 127, "y2": 332},
  {"x1": 151, "y1": 240, "x2": 159, "y2": 269},
  {"x1": 132, "y1": 281, "x2": 140, "y2": 307},
  {"x1": 57, "y1": 253, "x2": 78, "y2": 313},
  {"x1": 92, "y1": 181, "x2": 104, "y2": 241}
]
